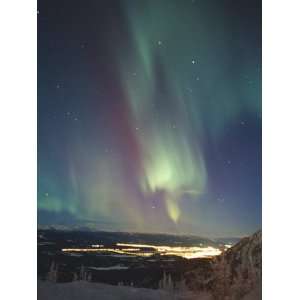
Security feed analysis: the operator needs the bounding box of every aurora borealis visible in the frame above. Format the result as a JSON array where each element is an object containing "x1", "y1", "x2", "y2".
[{"x1": 38, "y1": 0, "x2": 261, "y2": 237}]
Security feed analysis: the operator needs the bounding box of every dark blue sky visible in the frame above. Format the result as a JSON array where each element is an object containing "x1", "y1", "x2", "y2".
[{"x1": 38, "y1": 0, "x2": 261, "y2": 237}]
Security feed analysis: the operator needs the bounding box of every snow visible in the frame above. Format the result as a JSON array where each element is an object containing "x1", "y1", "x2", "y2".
[
  {"x1": 88, "y1": 265, "x2": 128, "y2": 270},
  {"x1": 64, "y1": 253, "x2": 83, "y2": 257},
  {"x1": 38, "y1": 281, "x2": 213, "y2": 300},
  {"x1": 38, "y1": 242, "x2": 55, "y2": 246}
]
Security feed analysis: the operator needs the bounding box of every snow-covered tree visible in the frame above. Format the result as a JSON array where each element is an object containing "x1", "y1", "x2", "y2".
[
  {"x1": 87, "y1": 272, "x2": 92, "y2": 282},
  {"x1": 79, "y1": 265, "x2": 86, "y2": 281},
  {"x1": 212, "y1": 255, "x2": 231, "y2": 300},
  {"x1": 159, "y1": 271, "x2": 174, "y2": 291},
  {"x1": 72, "y1": 272, "x2": 78, "y2": 282},
  {"x1": 47, "y1": 260, "x2": 58, "y2": 282}
]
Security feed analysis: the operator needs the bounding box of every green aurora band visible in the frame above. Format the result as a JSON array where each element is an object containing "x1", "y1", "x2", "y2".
[{"x1": 38, "y1": 0, "x2": 261, "y2": 235}]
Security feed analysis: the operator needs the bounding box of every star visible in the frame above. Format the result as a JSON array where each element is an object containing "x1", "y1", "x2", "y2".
[
  {"x1": 56, "y1": 84, "x2": 61, "y2": 89},
  {"x1": 45, "y1": 193, "x2": 49, "y2": 197},
  {"x1": 192, "y1": 60, "x2": 196, "y2": 64},
  {"x1": 74, "y1": 117, "x2": 78, "y2": 121},
  {"x1": 217, "y1": 198, "x2": 225, "y2": 203},
  {"x1": 196, "y1": 77, "x2": 200, "y2": 81},
  {"x1": 227, "y1": 160, "x2": 231, "y2": 165},
  {"x1": 158, "y1": 40, "x2": 162, "y2": 46},
  {"x1": 240, "y1": 121, "x2": 245, "y2": 125}
]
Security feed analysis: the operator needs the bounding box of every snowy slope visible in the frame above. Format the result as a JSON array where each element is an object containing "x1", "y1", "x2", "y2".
[{"x1": 38, "y1": 280, "x2": 212, "y2": 300}]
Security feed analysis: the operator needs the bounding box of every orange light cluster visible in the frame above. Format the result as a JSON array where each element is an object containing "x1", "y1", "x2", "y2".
[{"x1": 62, "y1": 242, "x2": 222, "y2": 259}]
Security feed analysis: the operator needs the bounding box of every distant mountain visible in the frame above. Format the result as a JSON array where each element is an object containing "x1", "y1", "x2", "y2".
[
  {"x1": 37, "y1": 224, "x2": 95, "y2": 232},
  {"x1": 184, "y1": 230, "x2": 261, "y2": 300},
  {"x1": 213, "y1": 237, "x2": 242, "y2": 246},
  {"x1": 37, "y1": 228, "x2": 221, "y2": 248}
]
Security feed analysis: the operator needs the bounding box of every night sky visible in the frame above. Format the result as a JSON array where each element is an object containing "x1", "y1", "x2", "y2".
[{"x1": 38, "y1": 0, "x2": 261, "y2": 237}]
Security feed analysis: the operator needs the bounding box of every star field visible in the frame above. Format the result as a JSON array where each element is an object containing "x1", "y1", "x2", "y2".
[{"x1": 38, "y1": 0, "x2": 261, "y2": 237}]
